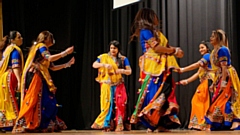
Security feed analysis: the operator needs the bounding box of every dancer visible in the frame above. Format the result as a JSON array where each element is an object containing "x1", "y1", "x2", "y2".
[
  {"x1": 12, "y1": 31, "x2": 75, "y2": 133},
  {"x1": 0, "y1": 31, "x2": 24, "y2": 133},
  {"x1": 177, "y1": 41, "x2": 214, "y2": 130},
  {"x1": 129, "y1": 8, "x2": 184, "y2": 132},
  {"x1": 205, "y1": 29, "x2": 240, "y2": 130},
  {"x1": 91, "y1": 40, "x2": 132, "y2": 132}
]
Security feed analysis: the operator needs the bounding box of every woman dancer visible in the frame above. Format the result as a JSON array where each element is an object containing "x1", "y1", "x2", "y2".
[
  {"x1": 12, "y1": 31, "x2": 75, "y2": 133},
  {"x1": 178, "y1": 41, "x2": 214, "y2": 130},
  {"x1": 0, "y1": 31, "x2": 24, "y2": 133},
  {"x1": 205, "y1": 29, "x2": 240, "y2": 130},
  {"x1": 91, "y1": 40, "x2": 132, "y2": 132},
  {"x1": 129, "y1": 8, "x2": 184, "y2": 132}
]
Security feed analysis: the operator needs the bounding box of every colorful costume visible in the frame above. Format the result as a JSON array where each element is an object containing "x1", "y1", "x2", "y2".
[
  {"x1": 188, "y1": 53, "x2": 215, "y2": 130},
  {"x1": 0, "y1": 44, "x2": 24, "y2": 128},
  {"x1": 130, "y1": 29, "x2": 181, "y2": 131},
  {"x1": 205, "y1": 46, "x2": 240, "y2": 130},
  {"x1": 91, "y1": 53, "x2": 131, "y2": 131},
  {"x1": 12, "y1": 43, "x2": 66, "y2": 133}
]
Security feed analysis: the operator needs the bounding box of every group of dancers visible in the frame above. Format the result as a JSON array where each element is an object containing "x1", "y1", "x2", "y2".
[
  {"x1": 0, "y1": 7, "x2": 240, "y2": 133},
  {"x1": 0, "y1": 31, "x2": 75, "y2": 133},
  {"x1": 91, "y1": 8, "x2": 240, "y2": 132}
]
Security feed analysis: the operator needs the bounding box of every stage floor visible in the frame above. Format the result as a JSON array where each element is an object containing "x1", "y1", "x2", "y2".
[{"x1": 3, "y1": 130, "x2": 240, "y2": 135}]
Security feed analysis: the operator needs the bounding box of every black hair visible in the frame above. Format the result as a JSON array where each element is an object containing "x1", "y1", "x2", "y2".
[
  {"x1": 9, "y1": 31, "x2": 19, "y2": 42},
  {"x1": 109, "y1": 40, "x2": 121, "y2": 51},
  {"x1": 109, "y1": 40, "x2": 125, "y2": 68},
  {"x1": 0, "y1": 30, "x2": 19, "y2": 60},
  {"x1": 200, "y1": 40, "x2": 211, "y2": 53},
  {"x1": 130, "y1": 8, "x2": 160, "y2": 43}
]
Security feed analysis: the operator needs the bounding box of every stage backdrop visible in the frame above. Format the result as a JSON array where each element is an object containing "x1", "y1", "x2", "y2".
[{"x1": 2, "y1": 0, "x2": 240, "y2": 130}]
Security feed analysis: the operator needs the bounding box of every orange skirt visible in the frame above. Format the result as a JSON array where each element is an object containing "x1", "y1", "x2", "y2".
[
  {"x1": 12, "y1": 73, "x2": 42, "y2": 133},
  {"x1": 188, "y1": 79, "x2": 210, "y2": 130}
]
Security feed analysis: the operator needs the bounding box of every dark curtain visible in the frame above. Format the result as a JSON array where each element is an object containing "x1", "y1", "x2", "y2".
[{"x1": 2, "y1": 0, "x2": 240, "y2": 130}]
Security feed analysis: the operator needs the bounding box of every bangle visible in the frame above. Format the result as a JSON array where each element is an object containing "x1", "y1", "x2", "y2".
[
  {"x1": 122, "y1": 69, "x2": 125, "y2": 74},
  {"x1": 169, "y1": 48, "x2": 176, "y2": 55},
  {"x1": 102, "y1": 63, "x2": 105, "y2": 67},
  {"x1": 180, "y1": 68, "x2": 184, "y2": 72},
  {"x1": 61, "y1": 51, "x2": 68, "y2": 58},
  {"x1": 185, "y1": 80, "x2": 188, "y2": 84},
  {"x1": 174, "y1": 48, "x2": 179, "y2": 55}
]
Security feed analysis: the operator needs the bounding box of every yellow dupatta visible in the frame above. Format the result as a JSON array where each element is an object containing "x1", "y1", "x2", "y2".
[
  {"x1": 228, "y1": 67, "x2": 240, "y2": 118},
  {"x1": 95, "y1": 53, "x2": 122, "y2": 84},
  {"x1": 0, "y1": 44, "x2": 24, "y2": 120},
  {"x1": 140, "y1": 32, "x2": 179, "y2": 76},
  {"x1": 20, "y1": 43, "x2": 56, "y2": 105}
]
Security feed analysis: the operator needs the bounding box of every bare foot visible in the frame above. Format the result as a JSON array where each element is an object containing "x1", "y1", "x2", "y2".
[
  {"x1": 124, "y1": 123, "x2": 131, "y2": 131},
  {"x1": 146, "y1": 128, "x2": 153, "y2": 133},
  {"x1": 205, "y1": 124, "x2": 211, "y2": 131},
  {"x1": 230, "y1": 122, "x2": 239, "y2": 130},
  {"x1": 205, "y1": 128, "x2": 211, "y2": 131},
  {"x1": 115, "y1": 128, "x2": 123, "y2": 132},
  {"x1": 102, "y1": 128, "x2": 110, "y2": 132}
]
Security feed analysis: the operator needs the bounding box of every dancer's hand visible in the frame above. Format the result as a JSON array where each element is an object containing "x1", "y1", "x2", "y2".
[
  {"x1": 176, "y1": 79, "x2": 188, "y2": 85},
  {"x1": 64, "y1": 57, "x2": 75, "y2": 68},
  {"x1": 175, "y1": 68, "x2": 181, "y2": 73},
  {"x1": 68, "y1": 57, "x2": 75, "y2": 65},
  {"x1": 65, "y1": 46, "x2": 74, "y2": 54},
  {"x1": 175, "y1": 48, "x2": 184, "y2": 58},
  {"x1": 29, "y1": 63, "x2": 39, "y2": 73},
  {"x1": 175, "y1": 67, "x2": 185, "y2": 73},
  {"x1": 116, "y1": 69, "x2": 125, "y2": 74},
  {"x1": 103, "y1": 64, "x2": 112, "y2": 69}
]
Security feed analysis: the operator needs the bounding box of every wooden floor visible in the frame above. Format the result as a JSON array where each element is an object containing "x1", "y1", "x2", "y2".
[{"x1": 2, "y1": 130, "x2": 240, "y2": 135}]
